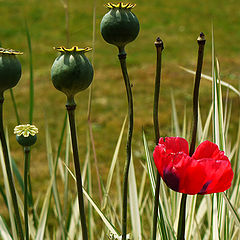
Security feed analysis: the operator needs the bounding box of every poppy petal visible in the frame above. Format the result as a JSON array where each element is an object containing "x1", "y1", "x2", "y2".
[
  {"x1": 153, "y1": 138, "x2": 234, "y2": 195},
  {"x1": 197, "y1": 158, "x2": 234, "y2": 194},
  {"x1": 174, "y1": 156, "x2": 207, "y2": 194},
  {"x1": 154, "y1": 147, "x2": 206, "y2": 194},
  {"x1": 192, "y1": 141, "x2": 228, "y2": 161},
  {"x1": 159, "y1": 137, "x2": 189, "y2": 155}
]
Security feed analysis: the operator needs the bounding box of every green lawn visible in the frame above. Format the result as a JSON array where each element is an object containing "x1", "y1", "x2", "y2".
[{"x1": 0, "y1": 0, "x2": 239, "y2": 218}]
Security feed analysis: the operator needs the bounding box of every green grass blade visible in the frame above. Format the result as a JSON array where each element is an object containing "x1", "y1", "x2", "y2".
[
  {"x1": 212, "y1": 194, "x2": 219, "y2": 240},
  {"x1": 0, "y1": 146, "x2": 18, "y2": 240},
  {"x1": 142, "y1": 130, "x2": 173, "y2": 240},
  {"x1": 171, "y1": 91, "x2": 180, "y2": 136},
  {"x1": 222, "y1": 192, "x2": 240, "y2": 228},
  {"x1": 128, "y1": 156, "x2": 142, "y2": 240},
  {"x1": 0, "y1": 216, "x2": 12, "y2": 240},
  {"x1": 86, "y1": 131, "x2": 93, "y2": 240},
  {"x1": 200, "y1": 103, "x2": 213, "y2": 142},
  {"x1": 179, "y1": 66, "x2": 240, "y2": 97},
  {"x1": 64, "y1": 162, "x2": 121, "y2": 238},
  {"x1": 185, "y1": 195, "x2": 197, "y2": 240},
  {"x1": 0, "y1": 184, "x2": 8, "y2": 208},
  {"x1": 9, "y1": 89, "x2": 20, "y2": 125},
  {"x1": 11, "y1": 158, "x2": 24, "y2": 193},
  {"x1": 25, "y1": 20, "x2": 34, "y2": 124},
  {"x1": 63, "y1": 121, "x2": 70, "y2": 231},
  {"x1": 102, "y1": 115, "x2": 127, "y2": 210},
  {"x1": 35, "y1": 176, "x2": 54, "y2": 240},
  {"x1": 45, "y1": 123, "x2": 65, "y2": 239},
  {"x1": 182, "y1": 104, "x2": 187, "y2": 138}
]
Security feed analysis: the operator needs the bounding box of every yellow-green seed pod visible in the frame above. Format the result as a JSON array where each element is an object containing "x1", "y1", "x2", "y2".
[
  {"x1": 100, "y1": 3, "x2": 140, "y2": 48},
  {"x1": 51, "y1": 46, "x2": 94, "y2": 98},
  {"x1": 0, "y1": 48, "x2": 22, "y2": 95},
  {"x1": 14, "y1": 124, "x2": 38, "y2": 147}
]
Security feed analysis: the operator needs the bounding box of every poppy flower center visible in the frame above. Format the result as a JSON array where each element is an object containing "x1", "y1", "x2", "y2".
[{"x1": 163, "y1": 167, "x2": 180, "y2": 192}]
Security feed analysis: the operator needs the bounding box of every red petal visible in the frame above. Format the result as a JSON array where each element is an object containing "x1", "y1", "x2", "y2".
[
  {"x1": 153, "y1": 144, "x2": 205, "y2": 194},
  {"x1": 175, "y1": 157, "x2": 207, "y2": 194},
  {"x1": 159, "y1": 137, "x2": 189, "y2": 155},
  {"x1": 197, "y1": 159, "x2": 234, "y2": 194},
  {"x1": 154, "y1": 138, "x2": 234, "y2": 195},
  {"x1": 192, "y1": 141, "x2": 228, "y2": 161}
]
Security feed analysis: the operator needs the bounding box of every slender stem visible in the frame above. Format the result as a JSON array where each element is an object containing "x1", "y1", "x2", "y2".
[
  {"x1": 189, "y1": 32, "x2": 206, "y2": 156},
  {"x1": 24, "y1": 146, "x2": 30, "y2": 240},
  {"x1": 177, "y1": 33, "x2": 206, "y2": 240},
  {"x1": 152, "y1": 37, "x2": 164, "y2": 240},
  {"x1": 28, "y1": 171, "x2": 38, "y2": 228},
  {"x1": 118, "y1": 46, "x2": 133, "y2": 240},
  {"x1": 66, "y1": 97, "x2": 88, "y2": 240},
  {"x1": 177, "y1": 194, "x2": 187, "y2": 240},
  {"x1": 0, "y1": 97, "x2": 24, "y2": 240}
]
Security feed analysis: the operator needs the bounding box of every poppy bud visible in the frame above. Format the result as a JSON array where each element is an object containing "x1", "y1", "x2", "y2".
[
  {"x1": 14, "y1": 124, "x2": 38, "y2": 147},
  {"x1": 51, "y1": 46, "x2": 94, "y2": 98},
  {"x1": 100, "y1": 2, "x2": 140, "y2": 48},
  {"x1": 0, "y1": 48, "x2": 22, "y2": 95}
]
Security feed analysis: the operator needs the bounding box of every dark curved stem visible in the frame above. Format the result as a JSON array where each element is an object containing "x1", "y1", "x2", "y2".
[
  {"x1": 189, "y1": 32, "x2": 206, "y2": 156},
  {"x1": 152, "y1": 37, "x2": 164, "y2": 240},
  {"x1": 24, "y1": 146, "x2": 30, "y2": 240},
  {"x1": 118, "y1": 46, "x2": 133, "y2": 240},
  {"x1": 66, "y1": 97, "x2": 88, "y2": 240},
  {"x1": 0, "y1": 96, "x2": 24, "y2": 240},
  {"x1": 177, "y1": 33, "x2": 206, "y2": 240}
]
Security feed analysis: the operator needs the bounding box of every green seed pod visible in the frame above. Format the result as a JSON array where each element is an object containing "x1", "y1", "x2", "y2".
[
  {"x1": 0, "y1": 48, "x2": 22, "y2": 95},
  {"x1": 16, "y1": 134, "x2": 37, "y2": 147},
  {"x1": 100, "y1": 2, "x2": 140, "y2": 48},
  {"x1": 51, "y1": 46, "x2": 94, "y2": 98},
  {"x1": 14, "y1": 124, "x2": 38, "y2": 147}
]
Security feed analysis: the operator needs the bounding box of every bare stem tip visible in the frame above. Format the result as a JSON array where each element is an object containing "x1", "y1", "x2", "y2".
[
  {"x1": 155, "y1": 37, "x2": 164, "y2": 50},
  {"x1": 197, "y1": 32, "x2": 206, "y2": 44}
]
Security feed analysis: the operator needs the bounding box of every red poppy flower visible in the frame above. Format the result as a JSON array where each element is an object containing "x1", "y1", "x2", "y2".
[{"x1": 153, "y1": 137, "x2": 234, "y2": 195}]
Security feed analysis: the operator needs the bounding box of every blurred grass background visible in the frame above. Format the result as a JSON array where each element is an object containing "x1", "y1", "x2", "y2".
[{"x1": 0, "y1": 0, "x2": 239, "y2": 219}]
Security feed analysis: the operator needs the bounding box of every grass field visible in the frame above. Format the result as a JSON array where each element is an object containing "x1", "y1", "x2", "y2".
[{"x1": 0, "y1": 0, "x2": 240, "y2": 231}]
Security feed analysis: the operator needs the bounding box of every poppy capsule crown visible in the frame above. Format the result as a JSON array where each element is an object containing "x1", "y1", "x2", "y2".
[
  {"x1": 14, "y1": 124, "x2": 38, "y2": 147},
  {"x1": 51, "y1": 46, "x2": 94, "y2": 98},
  {"x1": 0, "y1": 48, "x2": 22, "y2": 95},
  {"x1": 100, "y1": 2, "x2": 140, "y2": 48}
]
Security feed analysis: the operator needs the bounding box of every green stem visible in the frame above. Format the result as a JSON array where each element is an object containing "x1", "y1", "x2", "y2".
[
  {"x1": 24, "y1": 146, "x2": 30, "y2": 240},
  {"x1": 177, "y1": 194, "x2": 187, "y2": 240},
  {"x1": 66, "y1": 97, "x2": 88, "y2": 240},
  {"x1": 177, "y1": 33, "x2": 206, "y2": 240},
  {"x1": 152, "y1": 37, "x2": 164, "y2": 240},
  {"x1": 118, "y1": 46, "x2": 133, "y2": 240},
  {"x1": 189, "y1": 32, "x2": 206, "y2": 156},
  {"x1": 0, "y1": 97, "x2": 24, "y2": 240},
  {"x1": 28, "y1": 171, "x2": 38, "y2": 228}
]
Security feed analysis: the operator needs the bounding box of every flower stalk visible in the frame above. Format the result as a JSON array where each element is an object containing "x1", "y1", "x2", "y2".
[
  {"x1": 0, "y1": 97, "x2": 24, "y2": 240},
  {"x1": 177, "y1": 32, "x2": 206, "y2": 240},
  {"x1": 152, "y1": 37, "x2": 164, "y2": 240},
  {"x1": 118, "y1": 46, "x2": 133, "y2": 240},
  {"x1": 24, "y1": 146, "x2": 30, "y2": 240},
  {"x1": 14, "y1": 123, "x2": 38, "y2": 239},
  {"x1": 66, "y1": 97, "x2": 88, "y2": 240}
]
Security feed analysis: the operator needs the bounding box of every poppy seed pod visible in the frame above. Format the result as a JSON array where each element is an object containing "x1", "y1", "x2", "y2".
[
  {"x1": 51, "y1": 46, "x2": 94, "y2": 98},
  {"x1": 0, "y1": 48, "x2": 22, "y2": 95},
  {"x1": 14, "y1": 124, "x2": 38, "y2": 147},
  {"x1": 100, "y1": 2, "x2": 140, "y2": 48}
]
